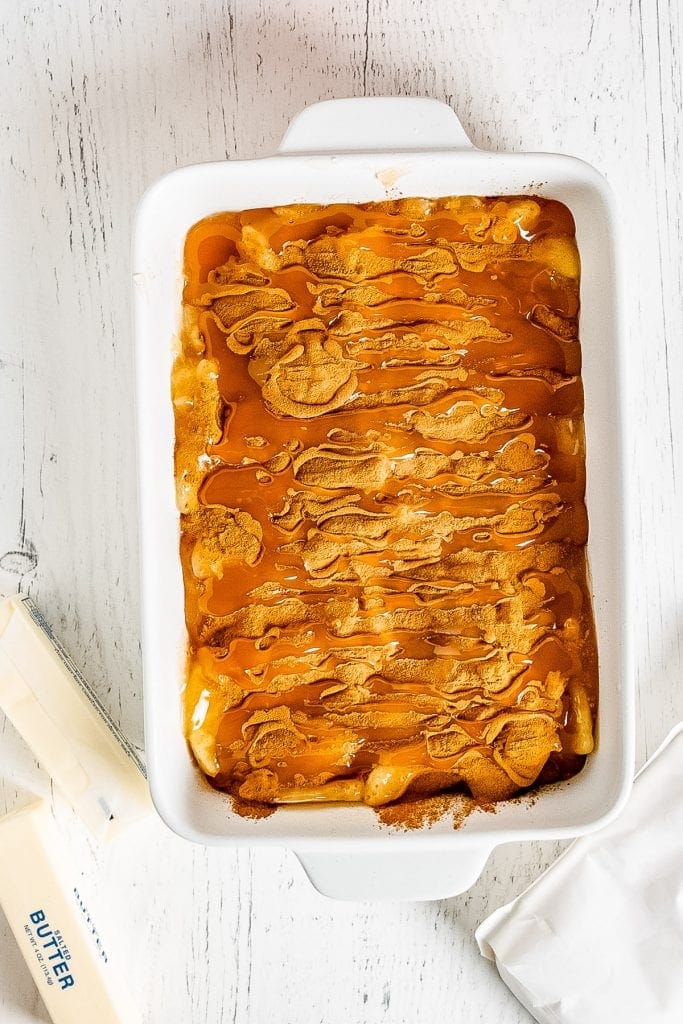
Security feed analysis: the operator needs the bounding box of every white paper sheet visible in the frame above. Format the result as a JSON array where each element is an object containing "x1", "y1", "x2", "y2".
[{"x1": 476, "y1": 723, "x2": 683, "y2": 1024}]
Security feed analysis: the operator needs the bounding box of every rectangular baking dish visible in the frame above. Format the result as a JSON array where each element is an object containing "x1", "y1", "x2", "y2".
[{"x1": 134, "y1": 98, "x2": 634, "y2": 900}]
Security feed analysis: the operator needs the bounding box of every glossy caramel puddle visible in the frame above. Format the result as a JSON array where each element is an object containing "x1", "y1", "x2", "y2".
[{"x1": 173, "y1": 195, "x2": 598, "y2": 820}]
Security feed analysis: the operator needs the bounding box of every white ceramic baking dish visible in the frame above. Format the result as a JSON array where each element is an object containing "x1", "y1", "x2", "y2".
[{"x1": 134, "y1": 97, "x2": 634, "y2": 901}]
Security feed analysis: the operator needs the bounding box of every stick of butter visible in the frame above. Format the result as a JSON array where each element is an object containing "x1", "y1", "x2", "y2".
[
  {"x1": 0, "y1": 800, "x2": 137, "y2": 1024},
  {"x1": 0, "y1": 594, "x2": 153, "y2": 840}
]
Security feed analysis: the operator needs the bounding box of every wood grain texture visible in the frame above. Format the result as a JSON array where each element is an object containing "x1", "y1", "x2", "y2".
[{"x1": 1, "y1": 1, "x2": 681, "y2": 1021}]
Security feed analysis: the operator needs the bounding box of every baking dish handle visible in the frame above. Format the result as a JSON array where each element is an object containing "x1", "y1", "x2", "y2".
[
  {"x1": 278, "y1": 97, "x2": 474, "y2": 154},
  {"x1": 294, "y1": 844, "x2": 493, "y2": 902}
]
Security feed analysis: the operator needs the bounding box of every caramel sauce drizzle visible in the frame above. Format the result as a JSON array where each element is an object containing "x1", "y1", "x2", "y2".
[{"x1": 173, "y1": 195, "x2": 598, "y2": 817}]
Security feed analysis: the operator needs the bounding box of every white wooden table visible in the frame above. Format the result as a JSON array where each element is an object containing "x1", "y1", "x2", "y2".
[{"x1": 1, "y1": 2, "x2": 681, "y2": 1021}]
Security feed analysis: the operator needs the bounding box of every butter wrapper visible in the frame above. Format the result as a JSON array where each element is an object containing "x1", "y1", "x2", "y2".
[
  {"x1": 0, "y1": 594, "x2": 152, "y2": 840},
  {"x1": 476, "y1": 723, "x2": 683, "y2": 1024},
  {"x1": 0, "y1": 800, "x2": 137, "y2": 1024}
]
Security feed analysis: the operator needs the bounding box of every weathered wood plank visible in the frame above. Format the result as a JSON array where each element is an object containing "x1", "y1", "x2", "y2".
[{"x1": 1, "y1": 1, "x2": 681, "y2": 1020}]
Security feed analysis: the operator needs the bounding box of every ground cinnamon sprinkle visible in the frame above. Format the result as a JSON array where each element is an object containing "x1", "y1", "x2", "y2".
[
  {"x1": 228, "y1": 794, "x2": 277, "y2": 820},
  {"x1": 173, "y1": 195, "x2": 599, "y2": 826},
  {"x1": 376, "y1": 791, "x2": 479, "y2": 831}
]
